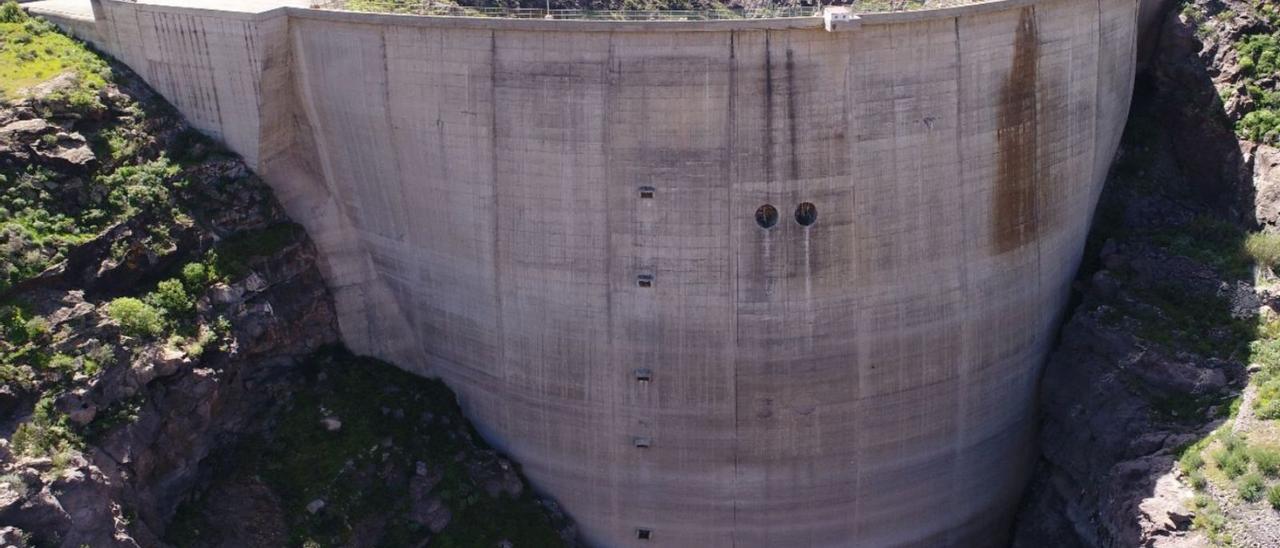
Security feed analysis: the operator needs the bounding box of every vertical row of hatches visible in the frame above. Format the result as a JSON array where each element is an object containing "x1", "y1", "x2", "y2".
[{"x1": 632, "y1": 183, "x2": 656, "y2": 542}]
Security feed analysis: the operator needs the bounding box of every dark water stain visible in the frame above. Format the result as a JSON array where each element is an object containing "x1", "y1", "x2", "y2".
[
  {"x1": 764, "y1": 31, "x2": 775, "y2": 186},
  {"x1": 786, "y1": 47, "x2": 799, "y2": 181},
  {"x1": 993, "y1": 7, "x2": 1040, "y2": 254}
]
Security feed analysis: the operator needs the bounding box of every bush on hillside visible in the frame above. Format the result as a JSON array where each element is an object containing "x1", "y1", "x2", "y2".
[
  {"x1": 1245, "y1": 232, "x2": 1280, "y2": 270},
  {"x1": 106, "y1": 297, "x2": 164, "y2": 338},
  {"x1": 0, "y1": 1, "x2": 25, "y2": 23}
]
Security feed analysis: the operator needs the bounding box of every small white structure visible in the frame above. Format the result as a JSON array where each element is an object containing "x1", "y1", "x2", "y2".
[{"x1": 823, "y1": 5, "x2": 861, "y2": 32}]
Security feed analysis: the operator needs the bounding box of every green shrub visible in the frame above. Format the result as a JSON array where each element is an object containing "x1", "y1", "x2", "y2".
[
  {"x1": 1246, "y1": 232, "x2": 1280, "y2": 270},
  {"x1": 1239, "y1": 33, "x2": 1280, "y2": 77},
  {"x1": 0, "y1": 304, "x2": 32, "y2": 343},
  {"x1": 0, "y1": 1, "x2": 25, "y2": 23},
  {"x1": 1238, "y1": 472, "x2": 1266, "y2": 502},
  {"x1": 10, "y1": 396, "x2": 79, "y2": 458},
  {"x1": 177, "y1": 326, "x2": 215, "y2": 359},
  {"x1": 1269, "y1": 485, "x2": 1280, "y2": 510},
  {"x1": 1189, "y1": 470, "x2": 1208, "y2": 490},
  {"x1": 1259, "y1": 376, "x2": 1280, "y2": 420},
  {"x1": 1192, "y1": 493, "x2": 1212, "y2": 509},
  {"x1": 1252, "y1": 445, "x2": 1280, "y2": 477},
  {"x1": 46, "y1": 353, "x2": 77, "y2": 372},
  {"x1": 147, "y1": 279, "x2": 192, "y2": 316},
  {"x1": 106, "y1": 297, "x2": 164, "y2": 338},
  {"x1": 181, "y1": 262, "x2": 210, "y2": 289},
  {"x1": 1241, "y1": 54, "x2": 1257, "y2": 75},
  {"x1": 1215, "y1": 442, "x2": 1251, "y2": 479},
  {"x1": 1181, "y1": 449, "x2": 1206, "y2": 474},
  {"x1": 22, "y1": 316, "x2": 49, "y2": 340},
  {"x1": 83, "y1": 345, "x2": 113, "y2": 376},
  {"x1": 1240, "y1": 110, "x2": 1280, "y2": 144},
  {"x1": 98, "y1": 159, "x2": 178, "y2": 215},
  {"x1": 1192, "y1": 503, "x2": 1229, "y2": 541}
]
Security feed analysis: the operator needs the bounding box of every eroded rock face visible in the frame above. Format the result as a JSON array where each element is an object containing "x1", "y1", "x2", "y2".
[
  {"x1": 1013, "y1": 242, "x2": 1246, "y2": 546},
  {"x1": 0, "y1": 72, "x2": 340, "y2": 546}
]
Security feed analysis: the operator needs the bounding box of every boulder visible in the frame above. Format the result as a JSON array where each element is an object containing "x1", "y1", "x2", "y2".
[
  {"x1": 0, "y1": 119, "x2": 51, "y2": 141},
  {"x1": 1255, "y1": 145, "x2": 1280, "y2": 226},
  {"x1": 58, "y1": 390, "x2": 98, "y2": 426},
  {"x1": 131, "y1": 346, "x2": 188, "y2": 386},
  {"x1": 0, "y1": 526, "x2": 29, "y2": 548},
  {"x1": 409, "y1": 496, "x2": 451, "y2": 534},
  {"x1": 0, "y1": 385, "x2": 19, "y2": 418},
  {"x1": 25, "y1": 72, "x2": 79, "y2": 102},
  {"x1": 209, "y1": 283, "x2": 245, "y2": 306},
  {"x1": 32, "y1": 132, "x2": 96, "y2": 169},
  {"x1": 40, "y1": 142, "x2": 95, "y2": 169}
]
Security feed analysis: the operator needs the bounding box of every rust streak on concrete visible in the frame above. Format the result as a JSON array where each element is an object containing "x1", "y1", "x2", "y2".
[{"x1": 993, "y1": 6, "x2": 1039, "y2": 255}]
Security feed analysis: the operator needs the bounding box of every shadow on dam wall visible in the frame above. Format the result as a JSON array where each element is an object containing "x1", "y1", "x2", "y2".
[{"x1": 25, "y1": 0, "x2": 1163, "y2": 545}]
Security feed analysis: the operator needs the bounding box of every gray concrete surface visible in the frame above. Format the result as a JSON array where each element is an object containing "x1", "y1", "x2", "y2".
[{"x1": 26, "y1": 0, "x2": 1145, "y2": 545}]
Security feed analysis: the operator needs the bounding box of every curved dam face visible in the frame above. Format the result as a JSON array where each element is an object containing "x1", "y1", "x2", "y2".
[{"x1": 40, "y1": 0, "x2": 1140, "y2": 544}]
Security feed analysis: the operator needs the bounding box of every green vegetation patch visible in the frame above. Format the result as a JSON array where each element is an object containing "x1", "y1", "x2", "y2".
[
  {"x1": 10, "y1": 395, "x2": 83, "y2": 471},
  {"x1": 1193, "y1": 496, "x2": 1232, "y2": 545},
  {"x1": 1213, "y1": 433, "x2": 1252, "y2": 480},
  {"x1": 0, "y1": 2, "x2": 110, "y2": 103},
  {"x1": 1251, "y1": 317, "x2": 1280, "y2": 420},
  {"x1": 1147, "y1": 215, "x2": 1253, "y2": 281},
  {"x1": 1250, "y1": 444, "x2": 1280, "y2": 477},
  {"x1": 207, "y1": 222, "x2": 304, "y2": 279},
  {"x1": 1238, "y1": 471, "x2": 1266, "y2": 501},
  {"x1": 0, "y1": 298, "x2": 53, "y2": 388},
  {"x1": 1229, "y1": 5, "x2": 1280, "y2": 143},
  {"x1": 1123, "y1": 278, "x2": 1253, "y2": 363},
  {"x1": 0, "y1": 155, "x2": 192, "y2": 293},
  {"x1": 167, "y1": 348, "x2": 566, "y2": 547},
  {"x1": 1257, "y1": 373, "x2": 1280, "y2": 419},
  {"x1": 1246, "y1": 232, "x2": 1280, "y2": 272},
  {"x1": 108, "y1": 268, "x2": 225, "y2": 345},
  {"x1": 106, "y1": 297, "x2": 164, "y2": 338},
  {"x1": 0, "y1": 9, "x2": 193, "y2": 293}
]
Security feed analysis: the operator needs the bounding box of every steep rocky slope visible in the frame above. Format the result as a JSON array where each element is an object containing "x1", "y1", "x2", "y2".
[
  {"x1": 0, "y1": 6, "x2": 573, "y2": 547},
  {"x1": 1012, "y1": 1, "x2": 1280, "y2": 546}
]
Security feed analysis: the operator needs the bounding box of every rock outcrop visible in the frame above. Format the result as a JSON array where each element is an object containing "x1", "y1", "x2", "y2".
[{"x1": 0, "y1": 52, "x2": 340, "y2": 547}]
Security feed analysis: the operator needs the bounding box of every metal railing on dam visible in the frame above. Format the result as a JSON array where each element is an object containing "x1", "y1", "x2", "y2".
[
  {"x1": 309, "y1": 0, "x2": 983, "y2": 19},
  {"x1": 310, "y1": 1, "x2": 818, "y2": 19},
  {"x1": 26, "y1": 0, "x2": 1149, "y2": 545}
]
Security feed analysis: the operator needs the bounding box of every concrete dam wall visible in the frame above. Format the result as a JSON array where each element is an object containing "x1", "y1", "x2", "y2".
[{"x1": 31, "y1": 0, "x2": 1143, "y2": 544}]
